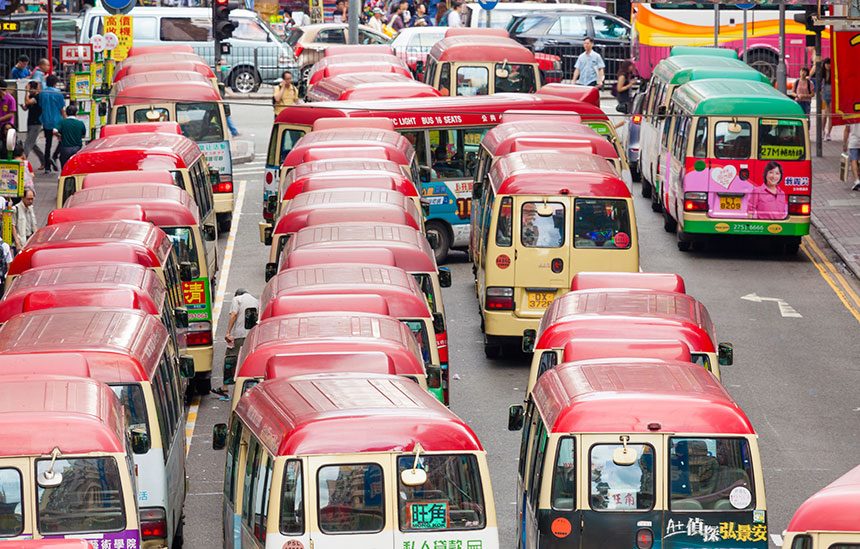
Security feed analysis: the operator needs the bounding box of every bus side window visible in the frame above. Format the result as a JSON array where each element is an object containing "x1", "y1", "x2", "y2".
[
  {"x1": 673, "y1": 116, "x2": 690, "y2": 159},
  {"x1": 253, "y1": 452, "x2": 272, "y2": 542},
  {"x1": 280, "y1": 460, "x2": 304, "y2": 535},
  {"x1": 495, "y1": 196, "x2": 512, "y2": 247},
  {"x1": 661, "y1": 106, "x2": 673, "y2": 148},
  {"x1": 115, "y1": 106, "x2": 127, "y2": 124},
  {"x1": 789, "y1": 535, "x2": 811, "y2": 549},
  {"x1": 527, "y1": 423, "x2": 548, "y2": 506},
  {"x1": 481, "y1": 187, "x2": 495, "y2": 253},
  {"x1": 62, "y1": 177, "x2": 77, "y2": 205},
  {"x1": 151, "y1": 374, "x2": 171, "y2": 461},
  {"x1": 551, "y1": 437, "x2": 575, "y2": 510},
  {"x1": 517, "y1": 401, "x2": 535, "y2": 479},
  {"x1": 537, "y1": 351, "x2": 558, "y2": 380},
  {"x1": 693, "y1": 117, "x2": 709, "y2": 158},
  {"x1": 224, "y1": 419, "x2": 243, "y2": 502},
  {"x1": 242, "y1": 439, "x2": 263, "y2": 528},
  {"x1": 439, "y1": 63, "x2": 451, "y2": 96}
]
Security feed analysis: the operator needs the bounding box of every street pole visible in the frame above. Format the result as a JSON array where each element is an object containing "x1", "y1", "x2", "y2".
[
  {"x1": 47, "y1": 0, "x2": 53, "y2": 74},
  {"x1": 347, "y1": 0, "x2": 359, "y2": 44},
  {"x1": 713, "y1": 3, "x2": 719, "y2": 47},
  {"x1": 742, "y1": 9, "x2": 748, "y2": 63},
  {"x1": 776, "y1": 3, "x2": 787, "y2": 93},
  {"x1": 814, "y1": 29, "x2": 822, "y2": 157}
]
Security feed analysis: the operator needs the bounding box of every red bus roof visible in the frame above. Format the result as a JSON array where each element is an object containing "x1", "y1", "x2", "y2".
[
  {"x1": 533, "y1": 360, "x2": 754, "y2": 434},
  {"x1": 273, "y1": 189, "x2": 421, "y2": 235},
  {"x1": 429, "y1": 35, "x2": 536, "y2": 64},
  {"x1": 48, "y1": 205, "x2": 149, "y2": 225},
  {"x1": 570, "y1": 272, "x2": 687, "y2": 293},
  {"x1": 281, "y1": 247, "x2": 397, "y2": 270},
  {"x1": 489, "y1": 151, "x2": 628, "y2": 197},
  {"x1": 274, "y1": 92, "x2": 609, "y2": 129},
  {"x1": 236, "y1": 312, "x2": 424, "y2": 379},
  {"x1": 1, "y1": 541, "x2": 95, "y2": 549},
  {"x1": 0, "y1": 375, "x2": 125, "y2": 457},
  {"x1": 100, "y1": 122, "x2": 183, "y2": 138},
  {"x1": 324, "y1": 44, "x2": 394, "y2": 57},
  {"x1": 64, "y1": 184, "x2": 199, "y2": 226},
  {"x1": 261, "y1": 264, "x2": 430, "y2": 320},
  {"x1": 128, "y1": 44, "x2": 195, "y2": 56},
  {"x1": 537, "y1": 84, "x2": 601, "y2": 108},
  {"x1": 117, "y1": 51, "x2": 204, "y2": 69},
  {"x1": 445, "y1": 27, "x2": 508, "y2": 38},
  {"x1": 0, "y1": 287, "x2": 162, "y2": 324},
  {"x1": 112, "y1": 72, "x2": 213, "y2": 99},
  {"x1": 81, "y1": 170, "x2": 178, "y2": 189},
  {"x1": 235, "y1": 373, "x2": 482, "y2": 456},
  {"x1": 537, "y1": 289, "x2": 717, "y2": 350},
  {"x1": 501, "y1": 111, "x2": 584, "y2": 124},
  {"x1": 265, "y1": 352, "x2": 405, "y2": 380},
  {"x1": 311, "y1": 117, "x2": 395, "y2": 132},
  {"x1": 282, "y1": 127, "x2": 415, "y2": 169},
  {"x1": 0, "y1": 307, "x2": 169, "y2": 383},
  {"x1": 786, "y1": 464, "x2": 860, "y2": 533},
  {"x1": 284, "y1": 171, "x2": 418, "y2": 200},
  {"x1": 114, "y1": 60, "x2": 216, "y2": 83},
  {"x1": 268, "y1": 294, "x2": 392, "y2": 317},
  {"x1": 482, "y1": 119, "x2": 613, "y2": 158},
  {"x1": 308, "y1": 73, "x2": 440, "y2": 102},
  {"x1": 61, "y1": 133, "x2": 202, "y2": 176},
  {"x1": 283, "y1": 223, "x2": 437, "y2": 273},
  {"x1": 309, "y1": 53, "x2": 411, "y2": 86},
  {"x1": 561, "y1": 338, "x2": 692, "y2": 363},
  {"x1": 9, "y1": 221, "x2": 171, "y2": 276}
]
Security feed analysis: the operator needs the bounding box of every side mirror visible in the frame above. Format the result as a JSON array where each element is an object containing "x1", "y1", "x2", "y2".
[
  {"x1": 179, "y1": 261, "x2": 199, "y2": 282},
  {"x1": 438, "y1": 266, "x2": 451, "y2": 288},
  {"x1": 522, "y1": 329, "x2": 536, "y2": 353},
  {"x1": 432, "y1": 312, "x2": 445, "y2": 334},
  {"x1": 264, "y1": 227, "x2": 273, "y2": 247},
  {"x1": 426, "y1": 231, "x2": 439, "y2": 249},
  {"x1": 209, "y1": 169, "x2": 220, "y2": 185},
  {"x1": 203, "y1": 224, "x2": 217, "y2": 241},
  {"x1": 37, "y1": 469, "x2": 63, "y2": 489},
  {"x1": 244, "y1": 307, "x2": 258, "y2": 330},
  {"x1": 174, "y1": 307, "x2": 189, "y2": 329},
  {"x1": 419, "y1": 198, "x2": 431, "y2": 217},
  {"x1": 508, "y1": 404, "x2": 525, "y2": 431},
  {"x1": 656, "y1": 105, "x2": 667, "y2": 117},
  {"x1": 212, "y1": 423, "x2": 228, "y2": 450},
  {"x1": 419, "y1": 166, "x2": 432, "y2": 184},
  {"x1": 130, "y1": 428, "x2": 151, "y2": 454},
  {"x1": 265, "y1": 262, "x2": 277, "y2": 282},
  {"x1": 266, "y1": 195, "x2": 278, "y2": 214},
  {"x1": 473, "y1": 180, "x2": 483, "y2": 200},
  {"x1": 224, "y1": 103, "x2": 231, "y2": 117},
  {"x1": 179, "y1": 355, "x2": 195, "y2": 378},
  {"x1": 400, "y1": 467, "x2": 428, "y2": 487},
  {"x1": 718, "y1": 342, "x2": 733, "y2": 366},
  {"x1": 612, "y1": 445, "x2": 638, "y2": 466},
  {"x1": 98, "y1": 101, "x2": 108, "y2": 116},
  {"x1": 415, "y1": 60, "x2": 424, "y2": 75}
]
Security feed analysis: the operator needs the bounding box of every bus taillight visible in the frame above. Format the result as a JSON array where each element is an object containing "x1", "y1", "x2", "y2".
[{"x1": 788, "y1": 195, "x2": 811, "y2": 215}]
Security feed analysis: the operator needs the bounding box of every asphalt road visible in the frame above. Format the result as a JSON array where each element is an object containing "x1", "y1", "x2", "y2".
[{"x1": 180, "y1": 98, "x2": 860, "y2": 548}]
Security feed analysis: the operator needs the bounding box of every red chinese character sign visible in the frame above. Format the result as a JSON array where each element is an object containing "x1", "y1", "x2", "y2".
[
  {"x1": 60, "y1": 44, "x2": 94, "y2": 64},
  {"x1": 103, "y1": 15, "x2": 133, "y2": 61},
  {"x1": 832, "y1": 30, "x2": 860, "y2": 122}
]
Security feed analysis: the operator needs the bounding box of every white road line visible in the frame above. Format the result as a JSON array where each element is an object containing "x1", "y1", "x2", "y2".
[{"x1": 771, "y1": 534, "x2": 784, "y2": 546}]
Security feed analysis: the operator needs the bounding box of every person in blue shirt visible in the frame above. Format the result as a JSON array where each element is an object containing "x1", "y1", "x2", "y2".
[
  {"x1": 38, "y1": 75, "x2": 65, "y2": 173},
  {"x1": 30, "y1": 59, "x2": 49, "y2": 85},
  {"x1": 10, "y1": 56, "x2": 30, "y2": 80}
]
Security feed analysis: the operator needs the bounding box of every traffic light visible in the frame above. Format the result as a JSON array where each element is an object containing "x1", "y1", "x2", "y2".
[
  {"x1": 793, "y1": 6, "x2": 823, "y2": 33},
  {"x1": 213, "y1": 0, "x2": 237, "y2": 41}
]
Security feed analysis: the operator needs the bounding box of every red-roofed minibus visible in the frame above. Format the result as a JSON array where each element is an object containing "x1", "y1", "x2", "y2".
[
  {"x1": 267, "y1": 94, "x2": 615, "y2": 262},
  {"x1": 58, "y1": 133, "x2": 216, "y2": 228},
  {"x1": 261, "y1": 263, "x2": 448, "y2": 403},
  {"x1": 47, "y1": 204, "x2": 149, "y2": 224},
  {"x1": 0, "y1": 308, "x2": 193, "y2": 549},
  {"x1": 525, "y1": 288, "x2": 734, "y2": 394},
  {"x1": 473, "y1": 150, "x2": 638, "y2": 357},
  {"x1": 108, "y1": 82, "x2": 234, "y2": 227},
  {"x1": 100, "y1": 121, "x2": 183, "y2": 138},
  {"x1": 116, "y1": 51, "x2": 204, "y2": 71},
  {"x1": 128, "y1": 44, "x2": 195, "y2": 56},
  {"x1": 559, "y1": 338, "x2": 692, "y2": 364},
  {"x1": 113, "y1": 60, "x2": 218, "y2": 88},
  {"x1": 307, "y1": 72, "x2": 440, "y2": 103},
  {"x1": 111, "y1": 71, "x2": 213, "y2": 97},
  {"x1": 0, "y1": 376, "x2": 140, "y2": 545},
  {"x1": 508, "y1": 360, "x2": 766, "y2": 549},
  {"x1": 782, "y1": 464, "x2": 860, "y2": 548},
  {"x1": 307, "y1": 53, "x2": 412, "y2": 87},
  {"x1": 212, "y1": 373, "x2": 498, "y2": 548},
  {"x1": 228, "y1": 312, "x2": 431, "y2": 410},
  {"x1": 570, "y1": 271, "x2": 687, "y2": 293},
  {"x1": 265, "y1": 189, "x2": 424, "y2": 267},
  {"x1": 324, "y1": 44, "x2": 394, "y2": 57},
  {"x1": 424, "y1": 35, "x2": 540, "y2": 96}
]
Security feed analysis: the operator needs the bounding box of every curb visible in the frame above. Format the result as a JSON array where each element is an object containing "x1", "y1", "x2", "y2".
[
  {"x1": 810, "y1": 211, "x2": 860, "y2": 280},
  {"x1": 230, "y1": 139, "x2": 255, "y2": 165}
]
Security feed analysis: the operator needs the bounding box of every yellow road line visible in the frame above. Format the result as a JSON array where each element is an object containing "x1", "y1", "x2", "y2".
[
  {"x1": 801, "y1": 237, "x2": 860, "y2": 324},
  {"x1": 185, "y1": 396, "x2": 200, "y2": 456}
]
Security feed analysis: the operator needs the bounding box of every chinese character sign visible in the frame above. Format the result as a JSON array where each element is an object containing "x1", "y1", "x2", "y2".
[
  {"x1": 182, "y1": 279, "x2": 212, "y2": 322},
  {"x1": 104, "y1": 15, "x2": 134, "y2": 61},
  {"x1": 832, "y1": 30, "x2": 860, "y2": 122},
  {"x1": 409, "y1": 501, "x2": 449, "y2": 529}
]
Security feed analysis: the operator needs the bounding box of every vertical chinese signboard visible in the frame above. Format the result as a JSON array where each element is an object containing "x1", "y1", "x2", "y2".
[
  {"x1": 104, "y1": 15, "x2": 134, "y2": 61},
  {"x1": 832, "y1": 30, "x2": 860, "y2": 122}
]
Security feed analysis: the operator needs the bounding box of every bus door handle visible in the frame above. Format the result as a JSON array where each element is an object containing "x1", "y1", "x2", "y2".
[{"x1": 515, "y1": 249, "x2": 518, "y2": 260}]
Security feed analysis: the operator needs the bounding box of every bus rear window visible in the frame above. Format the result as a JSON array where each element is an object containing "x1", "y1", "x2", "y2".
[
  {"x1": 0, "y1": 468, "x2": 23, "y2": 536},
  {"x1": 36, "y1": 457, "x2": 125, "y2": 534},
  {"x1": 397, "y1": 454, "x2": 486, "y2": 531},
  {"x1": 495, "y1": 63, "x2": 537, "y2": 94},
  {"x1": 758, "y1": 120, "x2": 806, "y2": 161},
  {"x1": 590, "y1": 443, "x2": 655, "y2": 511},
  {"x1": 714, "y1": 121, "x2": 751, "y2": 159},
  {"x1": 669, "y1": 437, "x2": 755, "y2": 511},
  {"x1": 317, "y1": 463, "x2": 384, "y2": 533},
  {"x1": 164, "y1": 227, "x2": 200, "y2": 272},
  {"x1": 402, "y1": 320, "x2": 431, "y2": 365},
  {"x1": 573, "y1": 199, "x2": 632, "y2": 249},
  {"x1": 110, "y1": 384, "x2": 149, "y2": 442}
]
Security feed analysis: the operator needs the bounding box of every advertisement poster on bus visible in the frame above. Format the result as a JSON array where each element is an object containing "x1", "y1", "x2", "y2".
[{"x1": 198, "y1": 141, "x2": 233, "y2": 177}]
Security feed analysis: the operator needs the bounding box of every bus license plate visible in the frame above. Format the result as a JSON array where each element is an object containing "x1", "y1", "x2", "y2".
[
  {"x1": 720, "y1": 195, "x2": 742, "y2": 210},
  {"x1": 527, "y1": 291, "x2": 556, "y2": 309}
]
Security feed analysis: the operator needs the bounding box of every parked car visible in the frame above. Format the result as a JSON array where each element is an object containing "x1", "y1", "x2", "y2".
[
  {"x1": 465, "y1": 1, "x2": 606, "y2": 30},
  {"x1": 81, "y1": 6, "x2": 298, "y2": 93},
  {"x1": 508, "y1": 9, "x2": 631, "y2": 81},
  {"x1": 622, "y1": 92, "x2": 646, "y2": 185},
  {"x1": 390, "y1": 27, "x2": 446, "y2": 79},
  {"x1": 0, "y1": 14, "x2": 79, "y2": 76},
  {"x1": 285, "y1": 23, "x2": 390, "y2": 85}
]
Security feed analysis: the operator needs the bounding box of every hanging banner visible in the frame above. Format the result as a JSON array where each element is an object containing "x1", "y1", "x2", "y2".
[
  {"x1": 104, "y1": 15, "x2": 133, "y2": 61},
  {"x1": 832, "y1": 30, "x2": 860, "y2": 123}
]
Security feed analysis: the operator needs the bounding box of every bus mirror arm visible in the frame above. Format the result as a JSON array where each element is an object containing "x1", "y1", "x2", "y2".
[
  {"x1": 179, "y1": 262, "x2": 199, "y2": 282},
  {"x1": 130, "y1": 428, "x2": 151, "y2": 455},
  {"x1": 212, "y1": 423, "x2": 228, "y2": 450},
  {"x1": 508, "y1": 404, "x2": 525, "y2": 431},
  {"x1": 244, "y1": 308, "x2": 258, "y2": 330},
  {"x1": 718, "y1": 342, "x2": 734, "y2": 366},
  {"x1": 37, "y1": 448, "x2": 64, "y2": 488},
  {"x1": 203, "y1": 224, "x2": 217, "y2": 241},
  {"x1": 438, "y1": 267, "x2": 452, "y2": 288}
]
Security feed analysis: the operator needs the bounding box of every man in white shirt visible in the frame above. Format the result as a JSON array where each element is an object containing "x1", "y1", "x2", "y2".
[
  {"x1": 447, "y1": 0, "x2": 464, "y2": 27},
  {"x1": 216, "y1": 288, "x2": 259, "y2": 395},
  {"x1": 845, "y1": 121, "x2": 860, "y2": 190},
  {"x1": 572, "y1": 37, "x2": 605, "y2": 88}
]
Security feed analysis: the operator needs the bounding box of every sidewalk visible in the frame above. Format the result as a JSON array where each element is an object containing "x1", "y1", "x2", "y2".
[{"x1": 810, "y1": 129, "x2": 860, "y2": 278}]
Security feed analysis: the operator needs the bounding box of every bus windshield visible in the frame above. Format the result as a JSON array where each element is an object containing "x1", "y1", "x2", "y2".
[
  {"x1": 164, "y1": 227, "x2": 200, "y2": 272},
  {"x1": 573, "y1": 198, "x2": 632, "y2": 249},
  {"x1": 110, "y1": 384, "x2": 149, "y2": 440},
  {"x1": 0, "y1": 467, "x2": 23, "y2": 536},
  {"x1": 177, "y1": 102, "x2": 225, "y2": 142},
  {"x1": 36, "y1": 457, "x2": 125, "y2": 534},
  {"x1": 397, "y1": 454, "x2": 486, "y2": 531},
  {"x1": 669, "y1": 437, "x2": 755, "y2": 511}
]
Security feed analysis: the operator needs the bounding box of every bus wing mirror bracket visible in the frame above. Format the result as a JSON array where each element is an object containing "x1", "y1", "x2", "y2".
[
  {"x1": 508, "y1": 404, "x2": 525, "y2": 431},
  {"x1": 37, "y1": 448, "x2": 63, "y2": 488},
  {"x1": 174, "y1": 307, "x2": 189, "y2": 329},
  {"x1": 203, "y1": 224, "x2": 217, "y2": 242},
  {"x1": 179, "y1": 262, "x2": 199, "y2": 282},
  {"x1": 179, "y1": 355, "x2": 195, "y2": 379},
  {"x1": 438, "y1": 266, "x2": 451, "y2": 288},
  {"x1": 432, "y1": 312, "x2": 445, "y2": 334},
  {"x1": 718, "y1": 342, "x2": 734, "y2": 366},
  {"x1": 131, "y1": 428, "x2": 151, "y2": 454},
  {"x1": 244, "y1": 307, "x2": 258, "y2": 330},
  {"x1": 212, "y1": 423, "x2": 228, "y2": 450},
  {"x1": 522, "y1": 329, "x2": 536, "y2": 353},
  {"x1": 265, "y1": 262, "x2": 277, "y2": 282}
]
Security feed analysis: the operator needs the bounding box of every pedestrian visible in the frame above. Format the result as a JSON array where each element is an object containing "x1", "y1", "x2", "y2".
[
  {"x1": 572, "y1": 37, "x2": 605, "y2": 88},
  {"x1": 813, "y1": 58, "x2": 832, "y2": 140},
  {"x1": 613, "y1": 59, "x2": 636, "y2": 115},
  {"x1": 31, "y1": 58, "x2": 49, "y2": 86},
  {"x1": 214, "y1": 288, "x2": 260, "y2": 397},
  {"x1": 11, "y1": 188, "x2": 36, "y2": 251},
  {"x1": 332, "y1": 0, "x2": 346, "y2": 22},
  {"x1": 388, "y1": 0, "x2": 408, "y2": 31},
  {"x1": 445, "y1": 0, "x2": 465, "y2": 27},
  {"x1": 368, "y1": 7, "x2": 385, "y2": 31},
  {"x1": 0, "y1": 81, "x2": 17, "y2": 146},
  {"x1": 0, "y1": 235, "x2": 12, "y2": 296},
  {"x1": 793, "y1": 67, "x2": 814, "y2": 116},
  {"x1": 10, "y1": 55, "x2": 30, "y2": 79},
  {"x1": 291, "y1": 6, "x2": 310, "y2": 26},
  {"x1": 38, "y1": 74, "x2": 64, "y2": 173},
  {"x1": 273, "y1": 71, "x2": 299, "y2": 117},
  {"x1": 55, "y1": 104, "x2": 86, "y2": 168},
  {"x1": 21, "y1": 81, "x2": 44, "y2": 170},
  {"x1": 411, "y1": 2, "x2": 432, "y2": 26},
  {"x1": 845, "y1": 121, "x2": 860, "y2": 191}
]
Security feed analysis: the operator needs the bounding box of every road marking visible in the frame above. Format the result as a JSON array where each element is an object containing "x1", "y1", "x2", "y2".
[
  {"x1": 802, "y1": 237, "x2": 860, "y2": 324},
  {"x1": 740, "y1": 293, "x2": 802, "y2": 318},
  {"x1": 771, "y1": 534, "x2": 784, "y2": 546},
  {"x1": 184, "y1": 179, "x2": 247, "y2": 454}
]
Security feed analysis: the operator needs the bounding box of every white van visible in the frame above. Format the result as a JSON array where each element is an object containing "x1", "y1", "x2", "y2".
[
  {"x1": 464, "y1": 1, "x2": 606, "y2": 29},
  {"x1": 81, "y1": 5, "x2": 299, "y2": 93}
]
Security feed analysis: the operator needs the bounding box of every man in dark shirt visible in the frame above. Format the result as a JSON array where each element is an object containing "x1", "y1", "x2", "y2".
[{"x1": 55, "y1": 105, "x2": 86, "y2": 168}]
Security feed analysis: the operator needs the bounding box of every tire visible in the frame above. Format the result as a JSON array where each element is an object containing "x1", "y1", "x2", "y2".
[
  {"x1": 650, "y1": 186, "x2": 662, "y2": 212},
  {"x1": 217, "y1": 212, "x2": 232, "y2": 234},
  {"x1": 484, "y1": 337, "x2": 503, "y2": 359},
  {"x1": 230, "y1": 66, "x2": 261, "y2": 94},
  {"x1": 425, "y1": 220, "x2": 451, "y2": 264},
  {"x1": 746, "y1": 49, "x2": 779, "y2": 81},
  {"x1": 784, "y1": 237, "x2": 801, "y2": 255},
  {"x1": 677, "y1": 230, "x2": 692, "y2": 252},
  {"x1": 640, "y1": 180, "x2": 652, "y2": 198},
  {"x1": 171, "y1": 518, "x2": 184, "y2": 549},
  {"x1": 194, "y1": 375, "x2": 211, "y2": 396},
  {"x1": 663, "y1": 209, "x2": 677, "y2": 233}
]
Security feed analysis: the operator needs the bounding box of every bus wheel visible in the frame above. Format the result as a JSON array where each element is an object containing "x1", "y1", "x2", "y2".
[
  {"x1": 663, "y1": 209, "x2": 677, "y2": 233},
  {"x1": 426, "y1": 220, "x2": 450, "y2": 264},
  {"x1": 640, "y1": 180, "x2": 652, "y2": 198},
  {"x1": 217, "y1": 213, "x2": 232, "y2": 233},
  {"x1": 650, "y1": 187, "x2": 662, "y2": 212},
  {"x1": 784, "y1": 237, "x2": 801, "y2": 255},
  {"x1": 484, "y1": 335, "x2": 503, "y2": 359},
  {"x1": 194, "y1": 375, "x2": 212, "y2": 396},
  {"x1": 677, "y1": 230, "x2": 692, "y2": 252},
  {"x1": 171, "y1": 518, "x2": 184, "y2": 549}
]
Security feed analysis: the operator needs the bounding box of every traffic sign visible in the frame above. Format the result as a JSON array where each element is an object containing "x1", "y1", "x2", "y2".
[
  {"x1": 104, "y1": 32, "x2": 119, "y2": 50},
  {"x1": 102, "y1": 0, "x2": 135, "y2": 16},
  {"x1": 60, "y1": 43, "x2": 94, "y2": 64},
  {"x1": 477, "y1": 0, "x2": 498, "y2": 10},
  {"x1": 91, "y1": 34, "x2": 105, "y2": 53},
  {"x1": 737, "y1": 3, "x2": 755, "y2": 9}
]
